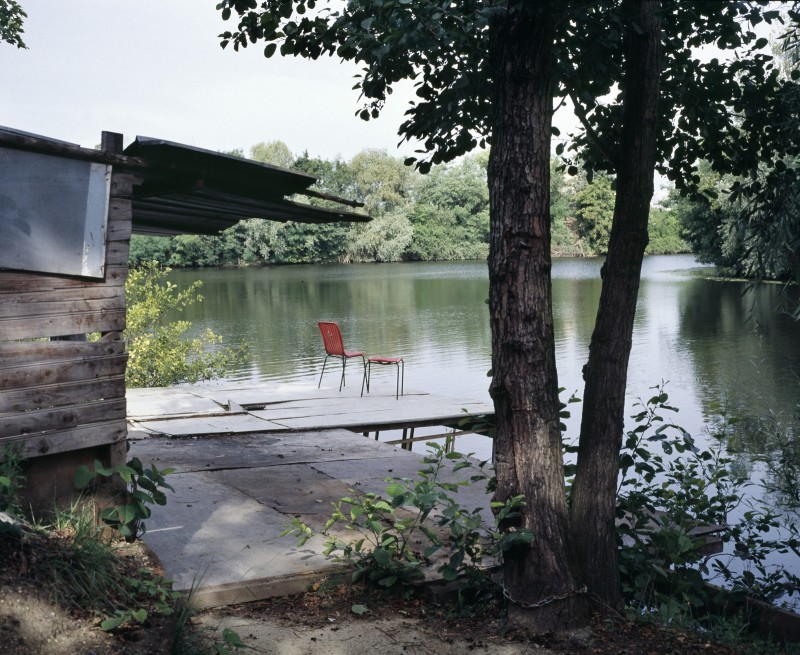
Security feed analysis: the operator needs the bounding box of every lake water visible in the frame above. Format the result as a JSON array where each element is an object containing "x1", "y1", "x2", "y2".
[{"x1": 170, "y1": 254, "x2": 800, "y2": 462}]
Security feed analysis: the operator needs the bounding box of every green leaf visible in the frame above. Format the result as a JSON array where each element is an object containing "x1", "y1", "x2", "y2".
[
  {"x1": 222, "y1": 628, "x2": 247, "y2": 647},
  {"x1": 115, "y1": 504, "x2": 139, "y2": 525},
  {"x1": 131, "y1": 608, "x2": 148, "y2": 623},
  {"x1": 351, "y1": 604, "x2": 369, "y2": 615},
  {"x1": 100, "y1": 613, "x2": 128, "y2": 631},
  {"x1": 371, "y1": 547, "x2": 391, "y2": 566},
  {"x1": 73, "y1": 466, "x2": 96, "y2": 490}
]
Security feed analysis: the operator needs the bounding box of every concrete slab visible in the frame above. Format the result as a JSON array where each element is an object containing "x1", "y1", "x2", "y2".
[
  {"x1": 127, "y1": 382, "x2": 493, "y2": 436},
  {"x1": 142, "y1": 470, "x2": 344, "y2": 592},
  {"x1": 216, "y1": 464, "x2": 354, "y2": 518},
  {"x1": 134, "y1": 413, "x2": 286, "y2": 436},
  {"x1": 126, "y1": 388, "x2": 226, "y2": 419},
  {"x1": 190, "y1": 381, "x2": 386, "y2": 406},
  {"x1": 128, "y1": 430, "x2": 401, "y2": 474},
  {"x1": 128, "y1": 382, "x2": 498, "y2": 608},
  {"x1": 137, "y1": 429, "x2": 497, "y2": 608}
]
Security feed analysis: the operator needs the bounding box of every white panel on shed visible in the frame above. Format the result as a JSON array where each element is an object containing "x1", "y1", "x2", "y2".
[{"x1": 0, "y1": 147, "x2": 110, "y2": 278}]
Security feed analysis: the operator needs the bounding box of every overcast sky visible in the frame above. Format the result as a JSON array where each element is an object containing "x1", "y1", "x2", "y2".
[{"x1": 1, "y1": 0, "x2": 421, "y2": 160}]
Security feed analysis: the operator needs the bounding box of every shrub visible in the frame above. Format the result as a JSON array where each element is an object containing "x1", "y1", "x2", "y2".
[{"x1": 124, "y1": 261, "x2": 247, "y2": 387}]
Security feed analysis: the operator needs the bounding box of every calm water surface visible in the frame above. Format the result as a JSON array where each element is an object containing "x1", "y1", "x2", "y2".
[{"x1": 171, "y1": 254, "x2": 800, "y2": 457}]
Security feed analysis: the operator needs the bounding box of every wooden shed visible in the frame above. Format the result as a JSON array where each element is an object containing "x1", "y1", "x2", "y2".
[{"x1": 0, "y1": 127, "x2": 368, "y2": 511}]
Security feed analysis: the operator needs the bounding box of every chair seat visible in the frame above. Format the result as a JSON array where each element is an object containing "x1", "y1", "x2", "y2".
[
  {"x1": 362, "y1": 355, "x2": 404, "y2": 399},
  {"x1": 344, "y1": 350, "x2": 365, "y2": 357},
  {"x1": 368, "y1": 356, "x2": 402, "y2": 364}
]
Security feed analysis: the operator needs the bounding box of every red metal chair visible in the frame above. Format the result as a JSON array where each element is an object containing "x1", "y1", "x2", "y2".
[{"x1": 317, "y1": 321, "x2": 366, "y2": 392}]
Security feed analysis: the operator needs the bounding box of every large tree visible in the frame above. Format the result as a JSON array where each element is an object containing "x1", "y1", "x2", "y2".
[{"x1": 216, "y1": 0, "x2": 796, "y2": 632}]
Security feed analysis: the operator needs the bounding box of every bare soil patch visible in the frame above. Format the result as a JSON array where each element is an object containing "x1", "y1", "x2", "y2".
[
  {"x1": 0, "y1": 531, "x2": 772, "y2": 655},
  {"x1": 0, "y1": 529, "x2": 172, "y2": 655},
  {"x1": 202, "y1": 582, "x2": 754, "y2": 655}
]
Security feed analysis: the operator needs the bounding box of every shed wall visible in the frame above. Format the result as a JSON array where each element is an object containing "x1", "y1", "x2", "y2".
[{"x1": 0, "y1": 171, "x2": 133, "y2": 462}]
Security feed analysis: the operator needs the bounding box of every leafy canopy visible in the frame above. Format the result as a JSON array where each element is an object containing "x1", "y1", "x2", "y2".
[
  {"x1": 217, "y1": 1, "x2": 795, "y2": 191},
  {"x1": 0, "y1": 0, "x2": 26, "y2": 48}
]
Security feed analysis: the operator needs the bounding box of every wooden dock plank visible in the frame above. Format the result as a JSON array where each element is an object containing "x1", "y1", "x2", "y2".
[{"x1": 127, "y1": 383, "x2": 494, "y2": 436}]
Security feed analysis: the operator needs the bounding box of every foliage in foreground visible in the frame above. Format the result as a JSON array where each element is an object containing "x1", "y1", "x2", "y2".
[
  {"x1": 286, "y1": 389, "x2": 800, "y2": 645},
  {"x1": 613, "y1": 389, "x2": 800, "y2": 623},
  {"x1": 0, "y1": 445, "x2": 23, "y2": 519},
  {"x1": 283, "y1": 443, "x2": 531, "y2": 595},
  {"x1": 124, "y1": 261, "x2": 248, "y2": 387},
  {"x1": 74, "y1": 456, "x2": 175, "y2": 542}
]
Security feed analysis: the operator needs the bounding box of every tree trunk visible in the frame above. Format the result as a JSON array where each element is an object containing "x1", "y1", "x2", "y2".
[
  {"x1": 570, "y1": 0, "x2": 663, "y2": 608},
  {"x1": 488, "y1": 2, "x2": 589, "y2": 633}
]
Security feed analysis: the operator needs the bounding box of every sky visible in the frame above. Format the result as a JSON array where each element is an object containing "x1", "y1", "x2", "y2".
[{"x1": 0, "y1": 0, "x2": 421, "y2": 160}]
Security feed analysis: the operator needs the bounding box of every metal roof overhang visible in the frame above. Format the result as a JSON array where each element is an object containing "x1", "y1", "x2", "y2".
[{"x1": 123, "y1": 137, "x2": 370, "y2": 236}]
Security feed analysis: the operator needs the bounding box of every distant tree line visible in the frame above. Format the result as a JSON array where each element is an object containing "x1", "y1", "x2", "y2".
[{"x1": 129, "y1": 141, "x2": 689, "y2": 269}]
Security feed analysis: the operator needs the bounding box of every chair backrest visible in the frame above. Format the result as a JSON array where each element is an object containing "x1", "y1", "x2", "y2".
[{"x1": 318, "y1": 321, "x2": 345, "y2": 356}]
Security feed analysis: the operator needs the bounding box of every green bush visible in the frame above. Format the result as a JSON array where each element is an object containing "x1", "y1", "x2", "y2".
[
  {"x1": 283, "y1": 443, "x2": 530, "y2": 594},
  {"x1": 74, "y1": 456, "x2": 175, "y2": 542},
  {"x1": 616, "y1": 387, "x2": 800, "y2": 622},
  {"x1": 124, "y1": 261, "x2": 247, "y2": 387}
]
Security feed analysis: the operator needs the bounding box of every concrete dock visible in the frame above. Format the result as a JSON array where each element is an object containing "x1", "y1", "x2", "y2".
[{"x1": 128, "y1": 381, "x2": 496, "y2": 607}]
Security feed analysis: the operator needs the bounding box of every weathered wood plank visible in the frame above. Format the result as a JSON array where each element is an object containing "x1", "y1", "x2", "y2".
[
  {"x1": 0, "y1": 131, "x2": 144, "y2": 169},
  {"x1": 105, "y1": 265, "x2": 129, "y2": 285},
  {"x1": 0, "y1": 265, "x2": 128, "y2": 294},
  {"x1": 0, "y1": 376, "x2": 126, "y2": 414},
  {"x1": 0, "y1": 398, "x2": 127, "y2": 439},
  {"x1": 0, "y1": 308, "x2": 126, "y2": 341},
  {"x1": 0, "y1": 351, "x2": 127, "y2": 390},
  {"x1": 0, "y1": 339, "x2": 124, "y2": 362},
  {"x1": 0, "y1": 286, "x2": 123, "y2": 309},
  {"x1": 105, "y1": 241, "x2": 131, "y2": 266},
  {"x1": 106, "y1": 213, "x2": 133, "y2": 241},
  {"x1": 110, "y1": 172, "x2": 136, "y2": 198},
  {"x1": 0, "y1": 295, "x2": 124, "y2": 320},
  {"x1": 0, "y1": 419, "x2": 127, "y2": 459}
]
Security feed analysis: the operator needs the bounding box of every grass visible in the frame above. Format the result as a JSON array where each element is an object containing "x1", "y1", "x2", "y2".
[{"x1": 39, "y1": 501, "x2": 136, "y2": 615}]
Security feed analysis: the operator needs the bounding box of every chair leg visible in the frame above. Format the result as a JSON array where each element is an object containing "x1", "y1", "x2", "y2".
[
  {"x1": 318, "y1": 355, "x2": 329, "y2": 388},
  {"x1": 361, "y1": 359, "x2": 369, "y2": 396},
  {"x1": 392, "y1": 360, "x2": 405, "y2": 399},
  {"x1": 339, "y1": 356, "x2": 346, "y2": 391}
]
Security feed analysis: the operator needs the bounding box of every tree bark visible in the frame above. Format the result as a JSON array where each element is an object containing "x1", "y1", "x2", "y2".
[
  {"x1": 570, "y1": 0, "x2": 663, "y2": 609},
  {"x1": 488, "y1": 2, "x2": 589, "y2": 633}
]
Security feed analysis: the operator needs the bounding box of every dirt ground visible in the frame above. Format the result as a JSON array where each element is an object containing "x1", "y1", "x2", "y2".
[
  {"x1": 198, "y1": 583, "x2": 755, "y2": 655},
  {"x1": 0, "y1": 554, "x2": 757, "y2": 655},
  {"x1": 0, "y1": 532, "x2": 173, "y2": 655},
  {"x1": 0, "y1": 528, "x2": 771, "y2": 655}
]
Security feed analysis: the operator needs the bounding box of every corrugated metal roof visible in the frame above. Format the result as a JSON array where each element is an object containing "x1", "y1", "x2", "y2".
[
  {"x1": 124, "y1": 136, "x2": 369, "y2": 236},
  {"x1": 0, "y1": 128, "x2": 370, "y2": 238}
]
